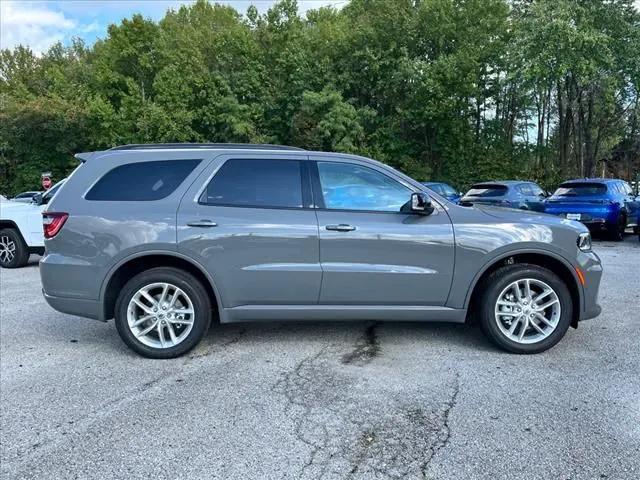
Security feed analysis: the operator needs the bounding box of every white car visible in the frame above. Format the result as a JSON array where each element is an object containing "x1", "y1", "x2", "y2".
[{"x1": 0, "y1": 180, "x2": 65, "y2": 268}]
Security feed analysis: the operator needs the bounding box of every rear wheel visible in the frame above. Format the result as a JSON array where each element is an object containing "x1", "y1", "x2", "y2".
[
  {"x1": 114, "y1": 267, "x2": 211, "y2": 359},
  {"x1": 607, "y1": 214, "x2": 625, "y2": 241},
  {"x1": 0, "y1": 228, "x2": 29, "y2": 268},
  {"x1": 478, "y1": 264, "x2": 573, "y2": 354}
]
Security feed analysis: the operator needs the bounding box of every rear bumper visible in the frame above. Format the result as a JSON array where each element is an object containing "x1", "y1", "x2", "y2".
[
  {"x1": 42, "y1": 290, "x2": 105, "y2": 321},
  {"x1": 544, "y1": 205, "x2": 618, "y2": 226}
]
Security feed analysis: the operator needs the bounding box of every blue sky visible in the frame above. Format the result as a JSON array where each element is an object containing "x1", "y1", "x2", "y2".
[{"x1": 0, "y1": 0, "x2": 345, "y2": 53}]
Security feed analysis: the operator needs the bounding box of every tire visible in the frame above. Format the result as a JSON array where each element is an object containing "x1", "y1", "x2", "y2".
[
  {"x1": 607, "y1": 214, "x2": 625, "y2": 241},
  {"x1": 0, "y1": 228, "x2": 30, "y2": 268},
  {"x1": 114, "y1": 267, "x2": 211, "y2": 359},
  {"x1": 478, "y1": 264, "x2": 573, "y2": 354}
]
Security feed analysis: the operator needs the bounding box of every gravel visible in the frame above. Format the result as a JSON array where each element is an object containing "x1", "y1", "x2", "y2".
[{"x1": 1, "y1": 235, "x2": 639, "y2": 479}]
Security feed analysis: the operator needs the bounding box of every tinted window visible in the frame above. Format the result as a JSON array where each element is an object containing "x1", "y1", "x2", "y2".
[
  {"x1": 439, "y1": 183, "x2": 457, "y2": 196},
  {"x1": 201, "y1": 159, "x2": 303, "y2": 208},
  {"x1": 317, "y1": 162, "x2": 411, "y2": 212},
  {"x1": 86, "y1": 160, "x2": 200, "y2": 201},
  {"x1": 621, "y1": 182, "x2": 633, "y2": 195},
  {"x1": 425, "y1": 183, "x2": 456, "y2": 196},
  {"x1": 530, "y1": 184, "x2": 545, "y2": 196},
  {"x1": 465, "y1": 184, "x2": 508, "y2": 197},
  {"x1": 517, "y1": 184, "x2": 533, "y2": 195},
  {"x1": 424, "y1": 183, "x2": 445, "y2": 195},
  {"x1": 553, "y1": 183, "x2": 607, "y2": 196}
]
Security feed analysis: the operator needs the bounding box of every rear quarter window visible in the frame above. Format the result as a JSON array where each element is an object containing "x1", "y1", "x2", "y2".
[{"x1": 86, "y1": 160, "x2": 200, "y2": 201}]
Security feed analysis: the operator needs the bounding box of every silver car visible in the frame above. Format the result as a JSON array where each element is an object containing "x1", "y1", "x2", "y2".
[{"x1": 40, "y1": 144, "x2": 602, "y2": 358}]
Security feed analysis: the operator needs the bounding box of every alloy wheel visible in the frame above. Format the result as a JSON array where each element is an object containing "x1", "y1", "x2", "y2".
[
  {"x1": 127, "y1": 282, "x2": 195, "y2": 349},
  {"x1": 0, "y1": 235, "x2": 16, "y2": 264},
  {"x1": 494, "y1": 278, "x2": 561, "y2": 344}
]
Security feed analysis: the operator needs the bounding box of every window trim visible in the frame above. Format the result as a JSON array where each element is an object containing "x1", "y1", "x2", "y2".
[
  {"x1": 310, "y1": 160, "x2": 419, "y2": 215},
  {"x1": 197, "y1": 157, "x2": 309, "y2": 210},
  {"x1": 84, "y1": 158, "x2": 202, "y2": 202}
]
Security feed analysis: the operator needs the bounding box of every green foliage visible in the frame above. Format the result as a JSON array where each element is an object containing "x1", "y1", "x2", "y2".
[{"x1": 1, "y1": 0, "x2": 639, "y2": 195}]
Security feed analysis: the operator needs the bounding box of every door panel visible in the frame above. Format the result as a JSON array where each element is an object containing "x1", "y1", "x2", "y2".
[
  {"x1": 316, "y1": 210, "x2": 454, "y2": 305},
  {"x1": 177, "y1": 154, "x2": 321, "y2": 307},
  {"x1": 311, "y1": 158, "x2": 455, "y2": 306}
]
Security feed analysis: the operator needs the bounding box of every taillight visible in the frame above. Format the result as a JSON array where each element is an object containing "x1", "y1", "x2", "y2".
[{"x1": 42, "y1": 212, "x2": 69, "y2": 239}]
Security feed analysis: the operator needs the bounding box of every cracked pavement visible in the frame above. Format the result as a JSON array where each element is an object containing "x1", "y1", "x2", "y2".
[{"x1": 1, "y1": 236, "x2": 639, "y2": 479}]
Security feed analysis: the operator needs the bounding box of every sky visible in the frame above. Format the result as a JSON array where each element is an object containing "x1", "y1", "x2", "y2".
[
  {"x1": 0, "y1": 0, "x2": 345, "y2": 53},
  {"x1": 1, "y1": 0, "x2": 639, "y2": 54}
]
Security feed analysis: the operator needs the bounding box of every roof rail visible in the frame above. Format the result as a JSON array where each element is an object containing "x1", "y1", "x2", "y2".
[{"x1": 108, "y1": 143, "x2": 305, "y2": 152}]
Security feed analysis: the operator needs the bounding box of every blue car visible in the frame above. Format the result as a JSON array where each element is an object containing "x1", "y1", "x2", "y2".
[
  {"x1": 460, "y1": 181, "x2": 548, "y2": 212},
  {"x1": 421, "y1": 182, "x2": 461, "y2": 203},
  {"x1": 544, "y1": 178, "x2": 639, "y2": 241}
]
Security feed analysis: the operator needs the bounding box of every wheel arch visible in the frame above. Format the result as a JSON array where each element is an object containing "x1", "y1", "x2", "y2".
[
  {"x1": 100, "y1": 251, "x2": 223, "y2": 321},
  {"x1": 0, "y1": 220, "x2": 25, "y2": 242},
  {"x1": 465, "y1": 249, "x2": 582, "y2": 328}
]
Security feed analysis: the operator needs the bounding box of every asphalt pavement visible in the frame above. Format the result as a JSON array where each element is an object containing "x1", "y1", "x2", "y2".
[{"x1": 1, "y1": 235, "x2": 639, "y2": 479}]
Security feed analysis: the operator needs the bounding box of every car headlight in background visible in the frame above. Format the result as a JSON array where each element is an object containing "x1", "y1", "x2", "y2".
[{"x1": 577, "y1": 232, "x2": 592, "y2": 251}]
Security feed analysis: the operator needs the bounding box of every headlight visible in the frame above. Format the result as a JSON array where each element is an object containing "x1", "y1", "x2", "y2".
[{"x1": 577, "y1": 232, "x2": 592, "y2": 251}]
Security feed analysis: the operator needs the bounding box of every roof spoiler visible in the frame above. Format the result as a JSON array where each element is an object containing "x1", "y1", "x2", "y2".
[{"x1": 74, "y1": 151, "x2": 101, "y2": 162}]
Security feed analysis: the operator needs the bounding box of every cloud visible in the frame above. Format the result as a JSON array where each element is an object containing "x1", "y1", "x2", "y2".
[
  {"x1": 0, "y1": 0, "x2": 344, "y2": 54},
  {"x1": 0, "y1": 1, "x2": 79, "y2": 53}
]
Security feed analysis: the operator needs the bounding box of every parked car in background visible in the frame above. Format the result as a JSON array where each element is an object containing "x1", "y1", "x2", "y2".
[
  {"x1": 40, "y1": 144, "x2": 601, "y2": 358},
  {"x1": 11, "y1": 191, "x2": 42, "y2": 203},
  {"x1": 0, "y1": 180, "x2": 66, "y2": 268},
  {"x1": 421, "y1": 182, "x2": 462, "y2": 203},
  {"x1": 544, "y1": 179, "x2": 639, "y2": 241},
  {"x1": 460, "y1": 181, "x2": 547, "y2": 211}
]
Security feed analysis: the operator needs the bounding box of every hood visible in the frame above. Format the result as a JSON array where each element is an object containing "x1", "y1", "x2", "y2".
[
  {"x1": 473, "y1": 204, "x2": 587, "y2": 232},
  {"x1": 0, "y1": 200, "x2": 43, "y2": 217}
]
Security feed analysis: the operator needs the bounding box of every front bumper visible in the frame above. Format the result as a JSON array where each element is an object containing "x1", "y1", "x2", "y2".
[{"x1": 577, "y1": 250, "x2": 603, "y2": 322}]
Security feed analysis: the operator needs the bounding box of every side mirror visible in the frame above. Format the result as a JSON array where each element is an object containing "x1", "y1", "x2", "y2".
[
  {"x1": 411, "y1": 192, "x2": 435, "y2": 215},
  {"x1": 32, "y1": 193, "x2": 44, "y2": 205}
]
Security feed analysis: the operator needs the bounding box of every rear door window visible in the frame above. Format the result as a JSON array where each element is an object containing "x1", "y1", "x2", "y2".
[
  {"x1": 86, "y1": 160, "x2": 200, "y2": 201},
  {"x1": 200, "y1": 159, "x2": 303, "y2": 208},
  {"x1": 466, "y1": 184, "x2": 508, "y2": 197},
  {"x1": 553, "y1": 183, "x2": 607, "y2": 196}
]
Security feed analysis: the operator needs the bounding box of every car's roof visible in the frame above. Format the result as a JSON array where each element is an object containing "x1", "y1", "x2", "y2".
[
  {"x1": 76, "y1": 143, "x2": 307, "y2": 161},
  {"x1": 421, "y1": 181, "x2": 450, "y2": 186},
  {"x1": 561, "y1": 178, "x2": 620, "y2": 184},
  {"x1": 470, "y1": 180, "x2": 531, "y2": 186}
]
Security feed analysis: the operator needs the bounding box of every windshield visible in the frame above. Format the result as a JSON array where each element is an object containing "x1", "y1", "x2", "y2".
[
  {"x1": 465, "y1": 184, "x2": 508, "y2": 197},
  {"x1": 553, "y1": 183, "x2": 607, "y2": 196}
]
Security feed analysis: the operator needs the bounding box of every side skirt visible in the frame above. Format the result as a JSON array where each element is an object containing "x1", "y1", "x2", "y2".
[{"x1": 220, "y1": 305, "x2": 467, "y2": 324}]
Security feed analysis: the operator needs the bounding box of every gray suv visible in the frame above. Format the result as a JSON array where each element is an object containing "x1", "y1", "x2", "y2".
[{"x1": 41, "y1": 144, "x2": 602, "y2": 358}]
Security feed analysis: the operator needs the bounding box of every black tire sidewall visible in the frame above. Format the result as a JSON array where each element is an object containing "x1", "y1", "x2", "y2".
[
  {"x1": 607, "y1": 214, "x2": 625, "y2": 241},
  {"x1": 114, "y1": 267, "x2": 211, "y2": 359},
  {"x1": 480, "y1": 265, "x2": 573, "y2": 354},
  {"x1": 0, "y1": 228, "x2": 29, "y2": 268}
]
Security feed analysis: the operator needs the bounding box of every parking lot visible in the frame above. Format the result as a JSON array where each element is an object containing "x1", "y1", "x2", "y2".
[{"x1": 0, "y1": 236, "x2": 638, "y2": 480}]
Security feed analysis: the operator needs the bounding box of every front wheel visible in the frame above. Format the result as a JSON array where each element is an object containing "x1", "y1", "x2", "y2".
[
  {"x1": 0, "y1": 228, "x2": 29, "y2": 268},
  {"x1": 114, "y1": 267, "x2": 211, "y2": 358},
  {"x1": 478, "y1": 264, "x2": 573, "y2": 354}
]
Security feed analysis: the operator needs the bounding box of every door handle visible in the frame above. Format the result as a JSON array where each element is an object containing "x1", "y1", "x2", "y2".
[
  {"x1": 326, "y1": 224, "x2": 356, "y2": 232},
  {"x1": 187, "y1": 220, "x2": 218, "y2": 228}
]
